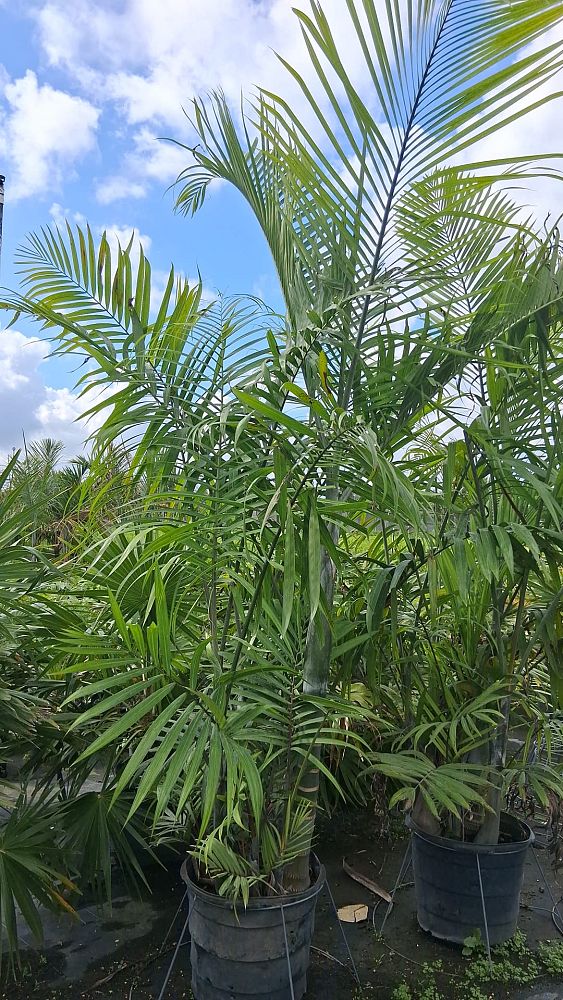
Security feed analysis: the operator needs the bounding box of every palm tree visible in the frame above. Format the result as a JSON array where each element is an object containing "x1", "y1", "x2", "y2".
[
  {"x1": 2, "y1": 439, "x2": 141, "y2": 554},
  {"x1": 169, "y1": 0, "x2": 563, "y2": 883},
  {"x1": 1, "y1": 0, "x2": 563, "y2": 912}
]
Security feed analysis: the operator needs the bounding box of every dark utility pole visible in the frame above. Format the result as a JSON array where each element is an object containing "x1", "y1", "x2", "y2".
[{"x1": 0, "y1": 175, "x2": 5, "y2": 273}]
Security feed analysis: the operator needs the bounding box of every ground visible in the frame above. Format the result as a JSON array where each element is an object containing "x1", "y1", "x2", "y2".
[{"x1": 2, "y1": 810, "x2": 563, "y2": 999}]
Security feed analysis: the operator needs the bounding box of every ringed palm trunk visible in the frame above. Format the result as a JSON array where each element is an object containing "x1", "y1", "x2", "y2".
[
  {"x1": 473, "y1": 695, "x2": 510, "y2": 845},
  {"x1": 282, "y1": 545, "x2": 336, "y2": 893}
]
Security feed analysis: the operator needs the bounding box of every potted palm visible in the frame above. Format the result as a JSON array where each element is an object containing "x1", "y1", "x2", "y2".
[
  {"x1": 6, "y1": 253, "x2": 380, "y2": 996},
  {"x1": 4, "y1": 0, "x2": 563, "y2": 991},
  {"x1": 368, "y1": 240, "x2": 563, "y2": 944}
]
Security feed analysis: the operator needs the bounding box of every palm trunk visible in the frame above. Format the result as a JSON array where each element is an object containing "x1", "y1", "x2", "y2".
[
  {"x1": 411, "y1": 789, "x2": 441, "y2": 836},
  {"x1": 474, "y1": 694, "x2": 510, "y2": 845},
  {"x1": 282, "y1": 545, "x2": 336, "y2": 893}
]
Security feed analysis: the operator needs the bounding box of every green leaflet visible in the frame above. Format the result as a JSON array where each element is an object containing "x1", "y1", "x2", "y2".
[{"x1": 282, "y1": 501, "x2": 296, "y2": 636}]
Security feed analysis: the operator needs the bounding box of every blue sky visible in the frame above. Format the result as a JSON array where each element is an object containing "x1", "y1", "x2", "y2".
[
  {"x1": 0, "y1": 0, "x2": 305, "y2": 458},
  {"x1": 0, "y1": 1, "x2": 562, "y2": 459}
]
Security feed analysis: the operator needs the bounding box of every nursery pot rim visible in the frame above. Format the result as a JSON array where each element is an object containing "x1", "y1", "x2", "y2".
[
  {"x1": 180, "y1": 853, "x2": 326, "y2": 911},
  {"x1": 405, "y1": 810, "x2": 534, "y2": 855}
]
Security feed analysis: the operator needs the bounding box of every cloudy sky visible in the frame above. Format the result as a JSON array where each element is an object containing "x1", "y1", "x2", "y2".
[{"x1": 1, "y1": 1, "x2": 562, "y2": 460}]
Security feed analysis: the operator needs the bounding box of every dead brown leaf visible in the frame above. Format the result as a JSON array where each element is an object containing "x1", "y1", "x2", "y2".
[
  {"x1": 342, "y1": 857, "x2": 392, "y2": 903},
  {"x1": 337, "y1": 903, "x2": 369, "y2": 923}
]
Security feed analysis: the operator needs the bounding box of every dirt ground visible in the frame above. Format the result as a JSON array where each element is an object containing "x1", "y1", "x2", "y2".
[{"x1": 2, "y1": 810, "x2": 563, "y2": 1000}]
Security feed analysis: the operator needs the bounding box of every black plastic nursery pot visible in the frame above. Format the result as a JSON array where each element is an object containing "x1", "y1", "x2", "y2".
[
  {"x1": 407, "y1": 812, "x2": 534, "y2": 946},
  {"x1": 180, "y1": 856, "x2": 326, "y2": 1000}
]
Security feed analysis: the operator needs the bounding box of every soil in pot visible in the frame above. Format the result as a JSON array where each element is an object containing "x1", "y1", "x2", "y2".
[
  {"x1": 181, "y1": 856, "x2": 326, "y2": 1000},
  {"x1": 407, "y1": 812, "x2": 534, "y2": 946}
]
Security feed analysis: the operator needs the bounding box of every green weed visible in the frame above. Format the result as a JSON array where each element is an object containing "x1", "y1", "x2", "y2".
[{"x1": 538, "y1": 939, "x2": 563, "y2": 974}]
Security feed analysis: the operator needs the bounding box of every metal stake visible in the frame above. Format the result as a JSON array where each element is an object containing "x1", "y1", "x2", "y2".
[
  {"x1": 324, "y1": 877, "x2": 361, "y2": 984},
  {"x1": 159, "y1": 888, "x2": 189, "y2": 955},
  {"x1": 380, "y1": 838, "x2": 412, "y2": 934},
  {"x1": 475, "y1": 855, "x2": 493, "y2": 972},
  {"x1": 157, "y1": 901, "x2": 191, "y2": 1000},
  {"x1": 280, "y1": 903, "x2": 296, "y2": 1000}
]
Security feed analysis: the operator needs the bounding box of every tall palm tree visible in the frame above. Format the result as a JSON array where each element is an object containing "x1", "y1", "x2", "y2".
[
  {"x1": 2, "y1": 0, "x2": 563, "y2": 895},
  {"x1": 170, "y1": 0, "x2": 563, "y2": 884}
]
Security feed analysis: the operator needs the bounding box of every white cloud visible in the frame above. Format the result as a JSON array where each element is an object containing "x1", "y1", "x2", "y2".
[
  {"x1": 48, "y1": 202, "x2": 152, "y2": 274},
  {"x1": 34, "y1": 385, "x2": 90, "y2": 441},
  {"x1": 32, "y1": 1, "x2": 563, "y2": 227},
  {"x1": 36, "y1": 1, "x2": 297, "y2": 120},
  {"x1": 95, "y1": 176, "x2": 147, "y2": 205},
  {"x1": 102, "y1": 224, "x2": 152, "y2": 261},
  {"x1": 32, "y1": 0, "x2": 370, "y2": 192},
  {"x1": 32, "y1": 382, "x2": 115, "y2": 458},
  {"x1": 0, "y1": 329, "x2": 46, "y2": 390},
  {"x1": 464, "y1": 78, "x2": 563, "y2": 228},
  {"x1": 0, "y1": 326, "x2": 118, "y2": 459},
  {"x1": 35, "y1": 0, "x2": 373, "y2": 117},
  {"x1": 36, "y1": 3, "x2": 132, "y2": 74},
  {"x1": 48, "y1": 202, "x2": 86, "y2": 228},
  {"x1": 35, "y1": 385, "x2": 83, "y2": 427},
  {"x1": 0, "y1": 70, "x2": 100, "y2": 201},
  {"x1": 101, "y1": 128, "x2": 219, "y2": 191},
  {"x1": 437, "y1": 23, "x2": 563, "y2": 232},
  {"x1": 128, "y1": 128, "x2": 191, "y2": 183},
  {"x1": 0, "y1": 327, "x2": 83, "y2": 456}
]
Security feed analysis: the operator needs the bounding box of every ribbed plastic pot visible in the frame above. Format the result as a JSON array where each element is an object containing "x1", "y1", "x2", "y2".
[
  {"x1": 407, "y1": 812, "x2": 534, "y2": 946},
  {"x1": 180, "y1": 856, "x2": 326, "y2": 1000}
]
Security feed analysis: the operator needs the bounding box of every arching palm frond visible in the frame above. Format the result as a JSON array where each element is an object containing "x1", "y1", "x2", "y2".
[{"x1": 175, "y1": 0, "x2": 563, "y2": 408}]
